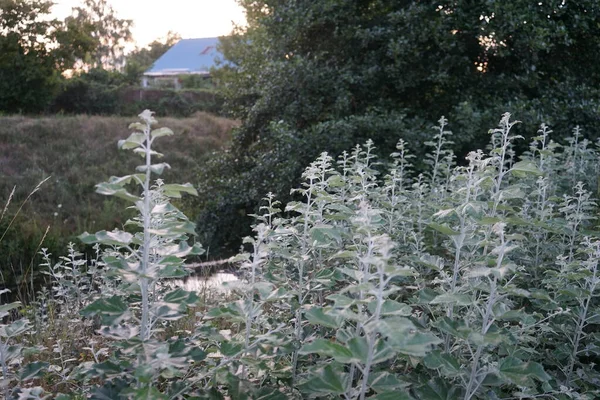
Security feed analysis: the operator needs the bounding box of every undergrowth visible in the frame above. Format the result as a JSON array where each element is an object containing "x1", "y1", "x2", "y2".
[{"x1": 1, "y1": 111, "x2": 599, "y2": 399}]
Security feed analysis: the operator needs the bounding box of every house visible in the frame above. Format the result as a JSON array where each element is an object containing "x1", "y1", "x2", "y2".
[{"x1": 142, "y1": 37, "x2": 222, "y2": 89}]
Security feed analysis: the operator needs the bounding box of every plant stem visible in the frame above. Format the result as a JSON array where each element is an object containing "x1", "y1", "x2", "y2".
[
  {"x1": 140, "y1": 121, "x2": 152, "y2": 342},
  {"x1": 0, "y1": 335, "x2": 8, "y2": 399}
]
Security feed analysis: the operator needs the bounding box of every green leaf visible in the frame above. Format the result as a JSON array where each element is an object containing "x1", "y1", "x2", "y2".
[
  {"x1": 310, "y1": 225, "x2": 342, "y2": 245},
  {"x1": 433, "y1": 317, "x2": 472, "y2": 340},
  {"x1": 3, "y1": 318, "x2": 30, "y2": 337},
  {"x1": 220, "y1": 341, "x2": 243, "y2": 356},
  {"x1": 95, "y1": 182, "x2": 141, "y2": 202},
  {"x1": 20, "y1": 361, "x2": 49, "y2": 380},
  {"x1": 0, "y1": 301, "x2": 20, "y2": 315},
  {"x1": 136, "y1": 162, "x2": 171, "y2": 175},
  {"x1": 413, "y1": 378, "x2": 462, "y2": 400},
  {"x1": 163, "y1": 288, "x2": 199, "y2": 306},
  {"x1": 428, "y1": 223, "x2": 459, "y2": 236},
  {"x1": 129, "y1": 122, "x2": 146, "y2": 131},
  {"x1": 131, "y1": 386, "x2": 168, "y2": 400},
  {"x1": 368, "y1": 371, "x2": 411, "y2": 392},
  {"x1": 305, "y1": 307, "x2": 343, "y2": 329},
  {"x1": 423, "y1": 350, "x2": 462, "y2": 377},
  {"x1": 370, "y1": 392, "x2": 414, "y2": 400},
  {"x1": 300, "y1": 364, "x2": 347, "y2": 395},
  {"x1": 151, "y1": 127, "x2": 174, "y2": 139},
  {"x1": 510, "y1": 161, "x2": 542, "y2": 176},
  {"x1": 373, "y1": 317, "x2": 441, "y2": 357},
  {"x1": 299, "y1": 339, "x2": 353, "y2": 363},
  {"x1": 498, "y1": 357, "x2": 551, "y2": 386},
  {"x1": 162, "y1": 183, "x2": 199, "y2": 198},
  {"x1": 430, "y1": 293, "x2": 472, "y2": 306},
  {"x1": 368, "y1": 300, "x2": 412, "y2": 316},
  {"x1": 118, "y1": 132, "x2": 146, "y2": 150},
  {"x1": 347, "y1": 336, "x2": 370, "y2": 364},
  {"x1": 81, "y1": 296, "x2": 130, "y2": 325},
  {"x1": 94, "y1": 230, "x2": 133, "y2": 246}
]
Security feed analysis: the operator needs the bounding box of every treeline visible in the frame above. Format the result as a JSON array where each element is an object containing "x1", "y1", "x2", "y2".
[
  {"x1": 198, "y1": 0, "x2": 600, "y2": 256},
  {"x1": 0, "y1": 0, "x2": 221, "y2": 117}
]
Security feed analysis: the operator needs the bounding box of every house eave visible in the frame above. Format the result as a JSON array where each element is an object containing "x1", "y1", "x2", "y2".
[{"x1": 143, "y1": 70, "x2": 211, "y2": 77}]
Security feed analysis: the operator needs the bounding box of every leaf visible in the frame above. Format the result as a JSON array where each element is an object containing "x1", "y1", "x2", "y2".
[
  {"x1": 20, "y1": 361, "x2": 49, "y2": 380},
  {"x1": 162, "y1": 183, "x2": 198, "y2": 198},
  {"x1": 0, "y1": 301, "x2": 20, "y2": 315},
  {"x1": 510, "y1": 161, "x2": 542, "y2": 176},
  {"x1": 3, "y1": 318, "x2": 30, "y2": 337},
  {"x1": 428, "y1": 223, "x2": 459, "y2": 236},
  {"x1": 310, "y1": 225, "x2": 342, "y2": 245},
  {"x1": 498, "y1": 357, "x2": 551, "y2": 386},
  {"x1": 413, "y1": 378, "x2": 462, "y2": 400},
  {"x1": 163, "y1": 288, "x2": 199, "y2": 306},
  {"x1": 118, "y1": 132, "x2": 146, "y2": 150},
  {"x1": 299, "y1": 339, "x2": 354, "y2": 363},
  {"x1": 136, "y1": 162, "x2": 171, "y2": 175},
  {"x1": 433, "y1": 318, "x2": 472, "y2": 340},
  {"x1": 151, "y1": 127, "x2": 174, "y2": 139},
  {"x1": 220, "y1": 341, "x2": 243, "y2": 356},
  {"x1": 95, "y1": 182, "x2": 140, "y2": 202},
  {"x1": 94, "y1": 230, "x2": 133, "y2": 246},
  {"x1": 368, "y1": 300, "x2": 412, "y2": 316},
  {"x1": 368, "y1": 371, "x2": 411, "y2": 392},
  {"x1": 423, "y1": 350, "x2": 462, "y2": 377},
  {"x1": 370, "y1": 392, "x2": 414, "y2": 400},
  {"x1": 81, "y1": 296, "x2": 130, "y2": 325},
  {"x1": 347, "y1": 337, "x2": 370, "y2": 364},
  {"x1": 129, "y1": 122, "x2": 146, "y2": 131},
  {"x1": 131, "y1": 386, "x2": 168, "y2": 400},
  {"x1": 372, "y1": 317, "x2": 441, "y2": 357},
  {"x1": 300, "y1": 364, "x2": 347, "y2": 395},
  {"x1": 430, "y1": 293, "x2": 472, "y2": 306},
  {"x1": 305, "y1": 307, "x2": 343, "y2": 329}
]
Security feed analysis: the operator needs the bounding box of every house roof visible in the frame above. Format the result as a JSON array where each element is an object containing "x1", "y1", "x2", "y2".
[{"x1": 144, "y1": 37, "x2": 222, "y2": 76}]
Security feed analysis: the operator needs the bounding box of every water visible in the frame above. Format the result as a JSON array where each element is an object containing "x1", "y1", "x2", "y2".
[{"x1": 174, "y1": 271, "x2": 239, "y2": 293}]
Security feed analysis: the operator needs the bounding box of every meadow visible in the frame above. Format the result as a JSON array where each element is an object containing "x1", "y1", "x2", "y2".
[
  {"x1": 0, "y1": 112, "x2": 238, "y2": 301},
  {"x1": 1, "y1": 110, "x2": 599, "y2": 399}
]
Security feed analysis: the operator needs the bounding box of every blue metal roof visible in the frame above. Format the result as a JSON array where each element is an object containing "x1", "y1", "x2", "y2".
[{"x1": 145, "y1": 37, "x2": 222, "y2": 75}]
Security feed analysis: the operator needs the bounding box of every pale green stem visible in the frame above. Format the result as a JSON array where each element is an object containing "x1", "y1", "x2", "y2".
[
  {"x1": 0, "y1": 335, "x2": 8, "y2": 399},
  {"x1": 140, "y1": 122, "x2": 153, "y2": 342},
  {"x1": 566, "y1": 259, "x2": 597, "y2": 385}
]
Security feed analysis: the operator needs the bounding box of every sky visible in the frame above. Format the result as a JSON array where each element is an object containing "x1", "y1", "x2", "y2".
[{"x1": 51, "y1": 0, "x2": 246, "y2": 48}]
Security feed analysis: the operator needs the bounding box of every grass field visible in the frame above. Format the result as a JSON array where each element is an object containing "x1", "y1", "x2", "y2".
[{"x1": 0, "y1": 112, "x2": 238, "y2": 292}]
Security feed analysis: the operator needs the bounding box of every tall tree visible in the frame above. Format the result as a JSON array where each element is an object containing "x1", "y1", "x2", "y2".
[
  {"x1": 0, "y1": 0, "x2": 96, "y2": 113},
  {"x1": 67, "y1": 0, "x2": 133, "y2": 69},
  {"x1": 199, "y1": 0, "x2": 600, "y2": 255}
]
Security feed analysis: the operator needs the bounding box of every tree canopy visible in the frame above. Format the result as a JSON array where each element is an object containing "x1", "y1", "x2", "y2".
[
  {"x1": 0, "y1": 0, "x2": 133, "y2": 113},
  {"x1": 198, "y1": 0, "x2": 600, "y2": 256}
]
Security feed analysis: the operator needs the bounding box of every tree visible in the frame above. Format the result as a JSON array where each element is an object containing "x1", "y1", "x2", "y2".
[
  {"x1": 0, "y1": 0, "x2": 96, "y2": 113},
  {"x1": 199, "y1": 0, "x2": 600, "y2": 256},
  {"x1": 67, "y1": 0, "x2": 133, "y2": 69}
]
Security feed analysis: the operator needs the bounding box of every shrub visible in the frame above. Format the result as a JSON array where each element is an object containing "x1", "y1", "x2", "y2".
[{"x1": 4, "y1": 112, "x2": 600, "y2": 399}]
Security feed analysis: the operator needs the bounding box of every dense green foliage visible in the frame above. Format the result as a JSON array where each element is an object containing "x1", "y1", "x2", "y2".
[
  {"x1": 199, "y1": 0, "x2": 600, "y2": 256},
  {"x1": 0, "y1": 0, "x2": 90, "y2": 113},
  {"x1": 50, "y1": 68, "x2": 223, "y2": 116},
  {"x1": 2, "y1": 112, "x2": 600, "y2": 399}
]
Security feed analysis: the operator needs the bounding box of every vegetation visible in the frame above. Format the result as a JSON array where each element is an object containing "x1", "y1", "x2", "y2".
[
  {"x1": 0, "y1": 0, "x2": 135, "y2": 114},
  {"x1": 0, "y1": 113, "x2": 238, "y2": 299},
  {"x1": 200, "y1": 0, "x2": 600, "y2": 256},
  {"x1": 1, "y1": 110, "x2": 599, "y2": 398}
]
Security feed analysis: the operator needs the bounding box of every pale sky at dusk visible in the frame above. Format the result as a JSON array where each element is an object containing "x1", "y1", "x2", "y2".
[{"x1": 51, "y1": 0, "x2": 246, "y2": 48}]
